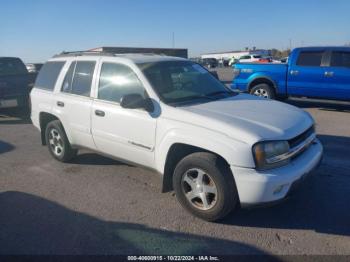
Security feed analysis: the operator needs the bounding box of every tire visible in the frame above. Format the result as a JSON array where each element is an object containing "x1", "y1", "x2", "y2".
[
  {"x1": 173, "y1": 152, "x2": 239, "y2": 221},
  {"x1": 45, "y1": 120, "x2": 78, "y2": 162},
  {"x1": 250, "y1": 83, "x2": 276, "y2": 99}
]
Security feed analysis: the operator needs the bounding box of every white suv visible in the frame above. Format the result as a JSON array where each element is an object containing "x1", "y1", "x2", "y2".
[
  {"x1": 30, "y1": 52, "x2": 323, "y2": 221},
  {"x1": 238, "y1": 54, "x2": 263, "y2": 63}
]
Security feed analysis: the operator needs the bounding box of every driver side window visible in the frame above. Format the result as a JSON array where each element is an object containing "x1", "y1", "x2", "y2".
[{"x1": 98, "y1": 62, "x2": 146, "y2": 103}]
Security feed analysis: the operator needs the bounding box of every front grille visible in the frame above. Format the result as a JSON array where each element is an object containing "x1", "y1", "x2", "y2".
[
  {"x1": 288, "y1": 126, "x2": 315, "y2": 160},
  {"x1": 289, "y1": 126, "x2": 315, "y2": 148}
]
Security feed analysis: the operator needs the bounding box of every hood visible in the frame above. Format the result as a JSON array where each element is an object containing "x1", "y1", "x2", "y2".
[{"x1": 173, "y1": 94, "x2": 313, "y2": 145}]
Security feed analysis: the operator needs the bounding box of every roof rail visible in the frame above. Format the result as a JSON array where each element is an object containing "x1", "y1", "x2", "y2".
[
  {"x1": 53, "y1": 50, "x2": 168, "y2": 58},
  {"x1": 53, "y1": 50, "x2": 116, "y2": 58}
]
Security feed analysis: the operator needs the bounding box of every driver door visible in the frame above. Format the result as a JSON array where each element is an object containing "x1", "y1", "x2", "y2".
[{"x1": 91, "y1": 60, "x2": 157, "y2": 167}]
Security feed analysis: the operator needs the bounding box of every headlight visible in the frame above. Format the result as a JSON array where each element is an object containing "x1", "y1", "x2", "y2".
[{"x1": 253, "y1": 141, "x2": 290, "y2": 170}]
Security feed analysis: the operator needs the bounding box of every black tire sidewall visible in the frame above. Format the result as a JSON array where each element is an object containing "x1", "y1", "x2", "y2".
[{"x1": 173, "y1": 153, "x2": 238, "y2": 221}]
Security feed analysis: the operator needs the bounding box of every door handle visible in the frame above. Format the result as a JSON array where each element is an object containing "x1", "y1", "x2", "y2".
[
  {"x1": 57, "y1": 101, "x2": 64, "y2": 107},
  {"x1": 290, "y1": 70, "x2": 299, "y2": 76},
  {"x1": 95, "y1": 110, "x2": 105, "y2": 117},
  {"x1": 324, "y1": 71, "x2": 334, "y2": 77}
]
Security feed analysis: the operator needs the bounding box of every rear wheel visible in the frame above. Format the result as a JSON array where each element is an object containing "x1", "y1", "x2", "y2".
[
  {"x1": 173, "y1": 152, "x2": 238, "y2": 221},
  {"x1": 250, "y1": 83, "x2": 275, "y2": 99},
  {"x1": 45, "y1": 120, "x2": 78, "y2": 162}
]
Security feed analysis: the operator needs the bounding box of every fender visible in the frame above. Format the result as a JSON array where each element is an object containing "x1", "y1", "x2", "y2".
[
  {"x1": 155, "y1": 127, "x2": 255, "y2": 174},
  {"x1": 46, "y1": 107, "x2": 75, "y2": 145},
  {"x1": 247, "y1": 73, "x2": 287, "y2": 95},
  {"x1": 248, "y1": 74, "x2": 277, "y2": 89}
]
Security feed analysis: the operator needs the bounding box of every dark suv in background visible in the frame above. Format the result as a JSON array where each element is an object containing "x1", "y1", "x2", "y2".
[
  {"x1": 0, "y1": 57, "x2": 36, "y2": 110},
  {"x1": 201, "y1": 58, "x2": 218, "y2": 68}
]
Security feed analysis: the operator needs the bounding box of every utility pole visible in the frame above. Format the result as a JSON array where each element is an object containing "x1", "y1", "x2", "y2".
[
  {"x1": 172, "y1": 32, "x2": 175, "y2": 48},
  {"x1": 289, "y1": 39, "x2": 292, "y2": 50}
]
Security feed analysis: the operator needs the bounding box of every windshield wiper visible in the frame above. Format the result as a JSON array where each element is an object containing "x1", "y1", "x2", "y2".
[
  {"x1": 205, "y1": 90, "x2": 235, "y2": 97},
  {"x1": 183, "y1": 94, "x2": 217, "y2": 101},
  {"x1": 169, "y1": 91, "x2": 235, "y2": 106}
]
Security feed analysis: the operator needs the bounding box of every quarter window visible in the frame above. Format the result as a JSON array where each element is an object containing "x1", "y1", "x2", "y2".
[
  {"x1": 330, "y1": 51, "x2": 350, "y2": 68},
  {"x1": 98, "y1": 63, "x2": 146, "y2": 103},
  {"x1": 296, "y1": 51, "x2": 323, "y2": 66},
  {"x1": 35, "y1": 61, "x2": 65, "y2": 90}
]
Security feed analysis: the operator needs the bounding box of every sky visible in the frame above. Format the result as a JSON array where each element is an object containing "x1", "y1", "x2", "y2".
[{"x1": 0, "y1": 0, "x2": 349, "y2": 62}]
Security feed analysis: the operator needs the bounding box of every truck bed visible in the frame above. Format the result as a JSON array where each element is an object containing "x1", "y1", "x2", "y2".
[{"x1": 232, "y1": 62, "x2": 288, "y2": 95}]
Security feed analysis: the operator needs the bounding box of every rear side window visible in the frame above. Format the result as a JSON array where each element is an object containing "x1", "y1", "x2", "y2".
[
  {"x1": 61, "y1": 61, "x2": 95, "y2": 97},
  {"x1": 35, "y1": 61, "x2": 65, "y2": 90},
  {"x1": 0, "y1": 58, "x2": 28, "y2": 76},
  {"x1": 296, "y1": 51, "x2": 323, "y2": 66},
  {"x1": 98, "y1": 63, "x2": 145, "y2": 103},
  {"x1": 330, "y1": 51, "x2": 350, "y2": 68},
  {"x1": 71, "y1": 61, "x2": 95, "y2": 96}
]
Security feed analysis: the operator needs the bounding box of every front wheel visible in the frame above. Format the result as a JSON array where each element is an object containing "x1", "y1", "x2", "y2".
[
  {"x1": 250, "y1": 84, "x2": 275, "y2": 99},
  {"x1": 173, "y1": 152, "x2": 239, "y2": 221}
]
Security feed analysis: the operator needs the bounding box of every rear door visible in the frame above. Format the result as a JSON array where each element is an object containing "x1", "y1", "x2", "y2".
[
  {"x1": 53, "y1": 58, "x2": 98, "y2": 149},
  {"x1": 287, "y1": 49, "x2": 327, "y2": 98},
  {"x1": 322, "y1": 49, "x2": 350, "y2": 100}
]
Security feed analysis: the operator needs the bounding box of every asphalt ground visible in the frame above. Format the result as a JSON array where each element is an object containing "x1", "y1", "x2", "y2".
[{"x1": 0, "y1": 69, "x2": 350, "y2": 256}]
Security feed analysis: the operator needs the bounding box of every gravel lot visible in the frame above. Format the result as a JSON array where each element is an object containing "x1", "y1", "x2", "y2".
[{"x1": 1, "y1": 70, "x2": 350, "y2": 256}]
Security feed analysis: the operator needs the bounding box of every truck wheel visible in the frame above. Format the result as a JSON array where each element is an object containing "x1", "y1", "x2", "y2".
[
  {"x1": 173, "y1": 152, "x2": 239, "y2": 221},
  {"x1": 45, "y1": 120, "x2": 78, "y2": 162},
  {"x1": 250, "y1": 84, "x2": 275, "y2": 99}
]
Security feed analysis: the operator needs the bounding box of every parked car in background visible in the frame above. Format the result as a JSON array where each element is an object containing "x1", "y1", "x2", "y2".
[
  {"x1": 256, "y1": 56, "x2": 273, "y2": 63},
  {"x1": 31, "y1": 52, "x2": 323, "y2": 221},
  {"x1": 0, "y1": 57, "x2": 35, "y2": 110},
  {"x1": 223, "y1": 59, "x2": 229, "y2": 67},
  {"x1": 201, "y1": 58, "x2": 218, "y2": 68},
  {"x1": 238, "y1": 54, "x2": 263, "y2": 63},
  {"x1": 229, "y1": 57, "x2": 239, "y2": 66},
  {"x1": 280, "y1": 57, "x2": 289, "y2": 63},
  {"x1": 232, "y1": 46, "x2": 350, "y2": 101},
  {"x1": 26, "y1": 63, "x2": 43, "y2": 73}
]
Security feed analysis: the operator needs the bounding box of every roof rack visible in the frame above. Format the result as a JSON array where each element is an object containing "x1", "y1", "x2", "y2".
[
  {"x1": 53, "y1": 50, "x2": 167, "y2": 58},
  {"x1": 53, "y1": 50, "x2": 116, "y2": 58}
]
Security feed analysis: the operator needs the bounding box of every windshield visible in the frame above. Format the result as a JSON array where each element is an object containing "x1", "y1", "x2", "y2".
[{"x1": 138, "y1": 60, "x2": 235, "y2": 105}]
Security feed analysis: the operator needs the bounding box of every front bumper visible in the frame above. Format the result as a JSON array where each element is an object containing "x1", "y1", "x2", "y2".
[{"x1": 231, "y1": 138, "x2": 323, "y2": 205}]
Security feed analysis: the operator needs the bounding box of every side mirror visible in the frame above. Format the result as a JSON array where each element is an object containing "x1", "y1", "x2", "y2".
[{"x1": 120, "y1": 94, "x2": 154, "y2": 112}]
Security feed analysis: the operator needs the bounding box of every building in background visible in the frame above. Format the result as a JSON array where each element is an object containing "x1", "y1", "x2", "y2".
[{"x1": 88, "y1": 46, "x2": 188, "y2": 58}]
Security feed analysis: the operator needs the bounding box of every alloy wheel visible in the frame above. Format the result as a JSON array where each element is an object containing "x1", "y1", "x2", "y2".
[
  {"x1": 181, "y1": 168, "x2": 218, "y2": 211},
  {"x1": 48, "y1": 128, "x2": 64, "y2": 157}
]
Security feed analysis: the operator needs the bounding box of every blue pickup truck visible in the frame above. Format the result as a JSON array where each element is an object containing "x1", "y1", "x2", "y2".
[
  {"x1": 232, "y1": 47, "x2": 350, "y2": 101},
  {"x1": 0, "y1": 57, "x2": 36, "y2": 110}
]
